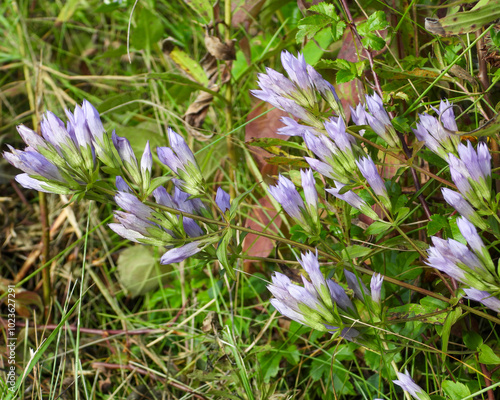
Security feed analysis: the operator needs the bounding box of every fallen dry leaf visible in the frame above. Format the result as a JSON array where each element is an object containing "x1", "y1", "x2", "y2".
[{"x1": 242, "y1": 196, "x2": 282, "y2": 272}]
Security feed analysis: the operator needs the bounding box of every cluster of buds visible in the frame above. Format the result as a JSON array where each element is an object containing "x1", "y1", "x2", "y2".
[
  {"x1": 426, "y1": 217, "x2": 500, "y2": 312},
  {"x1": 3, "y1": 101, "x2": 116, "y2": 195},
  {"x1": 252, "y1": 51, "x2": 343, "y2": 129},
  {"x1": 268, "y1": 170, "x2": 320, "y2": 236},
  {"x1": 303, "y1": 117, "x2": 358, "y2": 183},
  {"x1": 254, "y1": 51, "x2": 393, "y2": 223},
  {"x1": 110, "y1": 183, "x2": 230, "y2": 265},
  {"x1": 158, "y1": 128, "x2": 206, "y2": 196},
  {"x1": 4, "y1": 99, "x2": 234, "y2": 267},
  {"x1": 112, "y1": 134, "x2": 152, "y2": 196},
  {"x1": 351, "y1": 93, "x2": 400, "y2": 148},
  {"x1": 413, "y1": 100, "x2": 460, "y2": 159},
  {"x1": 268, "y1": 250, "x2": 383, "y2": 340},
  {"x1": 446, "y1": 141, "x2": 492, "y2": 210}
]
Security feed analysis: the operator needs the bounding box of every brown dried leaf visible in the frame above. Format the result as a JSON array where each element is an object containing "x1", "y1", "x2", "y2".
[
  {"x1": 242, "y1": 196, "x2": 282, "y2": 272},
  {"x1": 232, "y1": 0, "x2": 266, "y2": 28},
  {"x1": 15, "y1": 291, "x2": 43, "y2": 318},
  {"x1": 204, "y1": 35, "x2": 236, "y2": 60},
  {"x1": 245, "y1": 103, "x2": 289, "y2": 171}
]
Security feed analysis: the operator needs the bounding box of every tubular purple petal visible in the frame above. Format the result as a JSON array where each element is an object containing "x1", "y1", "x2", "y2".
[
  {"x1": 115, "y1": 191, "x2": 153, "y2": 220},
  {"x1": 160, "y1": 241, "x2": 203, "y2": 264},
  {"x1": 115, "y1": 176, "x2": 132, "y2": 193},
  {"x1": 442, "y1": 188, "x2": 476, "y2": 220},
  {"x1": 370, "y1": 273, "x2": 383, "y2": 304},
  {"x1": 16, "y1": 125, "x2": 48, "y2": 151},
  {"x1": 168, "y1": 128, "x2": 197, "y2": 167},
  {"x1": 215, "y1": 187, "x2": 231, "y2": 213},
  {"x1": 112, "y1": 132, "x2": 137, "y2": 166},
  {"x1": 344, "y1": 270, "x2": 369, "y2": 300},
  {"x1": 356, "y1": 156, "x2": 387, "y2": 199},
  {"x1": 157, "y1": 146, "x2": 184, "y2": 174},
  {"x1": 141, "y1": 141, "x2": 153, "y2": 174},
  {"x1": 82, "y1": 99, "x2": 106, "y2": 141},
  {"x1": 152, "y1": 186, "x2": 176, "y2": 209},
  {"x1": 327, "y1": 280, "x2": 355, "y2": 312},
  {"x1": 464, "y1": 288, "x2": 500, "y2": 313},
  {"x1": 304, "y1": 157, "x2": 335, "y2": 179},
  {"x1": 350, "y1": 103, "x2": 368, "y2": 126},
  {"x1": 393, "y1": 370, "x2": 427, "y2": 400},
  {"x1": 326, "y1": 183, "x2": 367, "y2": 211}
]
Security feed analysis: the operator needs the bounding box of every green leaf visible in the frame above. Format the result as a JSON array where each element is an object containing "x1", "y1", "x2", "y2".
[
  {"x1": 365, "y1": 221, "x2": 391, "y2": 235},
  {"x1": 478, "y1": 344, "x2": 500, "y2": 364},
  {"x1": 229, "y1": 183, "x2": 258, "y2": 220},
  {"x1": 463, "y1": 331, "x2": 483, "y2": 350},
  {"x1": 131, "y1": 8, "x2": 164, "y2": 51},
  {"x1": 440, "y1": 308, "x2": 462, "y2": 362},
  {"x1": 309, "y1": 3, "x2": 338, "y2": 18},
  {"x1": 147, "y1": 176, "x2": 171, "y2": 197},
  {"x1": 361, "y1": 33, "x2": 386, "y2": 51},
  {"x1": 170, "y1": 47, "x2": 208, "y2": 84},
  {"x1": 256, "y1": 347, "x2": 285, "y2": 383},
  {"x1": 331, "y1": 21, "x2": 347, "y2": 41},
  {"x1": 427, "y1": 214, "x2": 449, "y2": 236},
  {"x1": 442, "y1": 381, "x2": 471, "y2": 400},
  {"x1": 296, "y1": 14, "x2": 331, "y2": 42},
  {"x1": 336, "y1": 69, "x2": 357, "y2": 83},
  {"x1": 341, "y1": 245, "x2": 372, "y2": 259},
  {"x1": 357, "y1": 11, "x2": 389, "y2": 36},
  {"x1": 296, "y1": 4, "x2": 345, "y2": 43},
  {"x1": 216, "y1": 229, "x2": 235, "y2": 280},
  {"x1": 117, "y1": 246, "x2": 168, "y2": 297}
]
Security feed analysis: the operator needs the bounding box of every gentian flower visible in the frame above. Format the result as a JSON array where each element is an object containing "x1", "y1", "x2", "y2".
[
  {"x1": 426, "y1": 234, "x2": 496, "y2": 291},
  {"x1": 326, "y1": 182, "x2": 380, "y2": 221},
  {"x1": 215, "y1": 187, "x2": 231, "y2": 213},
  {"x1": 277, "y1": 117, "x2": 319, "y2": 137},
  {"x1": 268, "y1": 251, "x2": 360, "y2": 339},
  {"x1": 268, "y1": 172, "x2": 320, "y2": 235},
  {"x1": 112, "y1": 132, "x2": 141, "y2": 186},
  {"x1": 157, "y1": 128, "x2": 205, "y2": 196},
  {"x1": 355, "y1": 156, "x2": 391, "y2": 210},
  {"x1": 110, "y1": 184, "x2": 217, "y2": 265},
  {"x1": 3, "y1": 101, "x2": 114, "y2": 194},
  {"x1": 456, "y1": 217, "x2": 495, "y2": 274},
  {"x1": 303, "y1": 131, "x2": 356, "y2": 183},
  {"x1": 393, "y1": 370, "x2": 431, "y2": 400},
  {"x1": 370, "y1": 273, "x2": 384, "y2": 304},
  {"x1": 413, "y1": 100, "x2": 460, "y2": 159},
  {"x1": 441, "y1": 188, "x2": 488, "y2": 230},
  {"x1": 447, "y1": 141, "x2": 492, "y2": 207},
  {"x1": 251, "y1": 51, "x2": 342, "y2": 128},
  {"x1": 352, "y1": 94, "x2": 399, "y2": 147},
  {"x1": 463, "y1": 288, "x2": 500, "y2": 313}
]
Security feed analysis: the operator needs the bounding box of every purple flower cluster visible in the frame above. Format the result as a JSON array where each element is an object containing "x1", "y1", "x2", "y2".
[
  {"x1": 254, "y1": 51, "x2": 392, "y2": 220},
  {"x1": 413, "y1": 99, "x2": 460, "y2": 159},
  {"x1": 446, "y1": 141, "x2": 492, "y2": 208},
  {"x1": 268, "y1": 250, "x2": 383, "y2": 338},
  {"x1": 268, "y1": 170, "x2": 320, "y2": 235},
  {"x1": 252, "y1": 51, "x2": 342, "y2": 128},
  {"x1": 426, "y1": 217, "x2": 500, "y2": 312},
  {"x1": 4, "y1": 101, "x2": 114, "y2": 194},
  {"x1": 351, "y1": 93, "x2": 399, "y2": 147},
  {"x1": 157, "y1": 128, "x2": 206, "y2": 196},
  {"x1": 110, "y1": 183, "x2": 230, "y2": 265}
]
